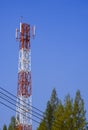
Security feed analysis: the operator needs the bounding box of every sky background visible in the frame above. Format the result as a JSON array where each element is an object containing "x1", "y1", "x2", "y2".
[{"x1": 0, "y1": 0, "x2": 88, "y2": 130}]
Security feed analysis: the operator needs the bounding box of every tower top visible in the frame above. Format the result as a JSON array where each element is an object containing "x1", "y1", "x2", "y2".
[{"x1": 16, "y1": 22, "x2": 35, "y2": 42}]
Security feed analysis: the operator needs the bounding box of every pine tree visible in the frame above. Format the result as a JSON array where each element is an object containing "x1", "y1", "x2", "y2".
[
  {"x1": 8, "y1": 124, "x2": 13, "y2": 130},
  {"x1": 3, "y1": 124, "x2": 7, "y2": 130},
  {"x1": 64, "y1": 94, "x2": 74, "y2": 130},
  {"x1": 8, "y1": 116, "x2": 16, "y2": 130},
  {"x1": 52, "y1": 101, "x2": 65, "y2": 130},
  {"x1": 37, "y1": 88, "x2": 59, "y2": 130},
  {"x1": 73, "y1": 90, "x2": 86, "y2": 130}
]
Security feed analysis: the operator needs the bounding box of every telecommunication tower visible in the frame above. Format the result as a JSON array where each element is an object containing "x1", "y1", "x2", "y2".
[{"x1": 16, "y1": 22, "x2": 35, "y2": 130}]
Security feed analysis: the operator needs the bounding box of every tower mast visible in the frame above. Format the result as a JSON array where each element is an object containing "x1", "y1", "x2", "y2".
[{"x1": 16, "y1": 22, "x2": 35, "y2": 130}]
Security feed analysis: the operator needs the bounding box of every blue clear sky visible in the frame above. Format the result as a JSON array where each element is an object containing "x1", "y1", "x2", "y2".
[{"x1": 0, "y1": 0, "x2": 88, "y2": 129}]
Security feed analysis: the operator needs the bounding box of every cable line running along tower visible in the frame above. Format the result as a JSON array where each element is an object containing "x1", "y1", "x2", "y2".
[{"x1": 16, "y1": 22, "x2": 35, "y2": 130}]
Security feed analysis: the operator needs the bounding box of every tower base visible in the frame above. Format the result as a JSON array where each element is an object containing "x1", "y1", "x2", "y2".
[{"x1": 16, "y1": 125, "x2": 32, "y2": 130}]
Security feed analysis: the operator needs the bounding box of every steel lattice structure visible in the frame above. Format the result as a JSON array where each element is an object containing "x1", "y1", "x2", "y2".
[{"x1": 16, "y1": 22, "x2": 35, "y2": 130}]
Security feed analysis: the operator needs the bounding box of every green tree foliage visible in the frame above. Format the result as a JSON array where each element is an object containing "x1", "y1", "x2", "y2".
[
  {"x1": 73, "y1": 90, "x2": 86, "y2": 130},
  {"x1": 3, "y1": 124, "x2": 7, "y2": 130},
  {"x1": 52, "y1": 95, "x2": 74, "y2": 130},
  {"x1": 37, "y1": 88, "x2": 59, "y2": 130},
  {"x1": 52, "y1": 101, "x2": 65, "y2": 130},
  {"x1": 64, "y1": 95, "x2": 74, "y2": 130},
  {"x1": 8, "y1": 124, "x2": 13, "y2": 130},
  {"x1": 37, "y1": 89, "x2": 87, "y2": 130},
  {"x1": 8, "y1": 116, "x2": 16, "y2": 130}
]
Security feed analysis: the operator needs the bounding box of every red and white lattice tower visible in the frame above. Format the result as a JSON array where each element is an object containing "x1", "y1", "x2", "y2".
[{"x1": 16, "y1": 22, "x2": 35, "y2": 130}]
